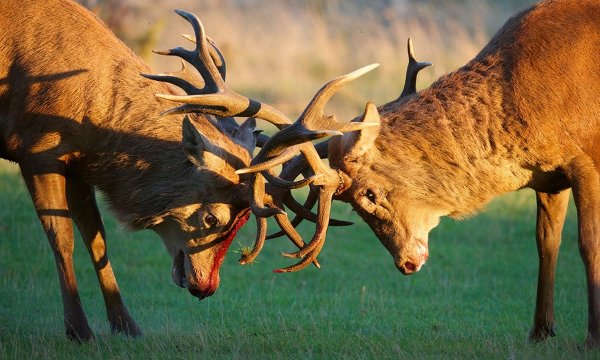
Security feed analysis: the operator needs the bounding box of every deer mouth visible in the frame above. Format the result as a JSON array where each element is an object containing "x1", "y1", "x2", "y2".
[{"x1": 183, "y1": 210, "x2": 251, "y2": 300}]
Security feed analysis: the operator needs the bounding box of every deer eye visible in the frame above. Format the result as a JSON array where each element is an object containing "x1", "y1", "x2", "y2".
[
  {"x1": 204, "y1": 213, "x2": 218, "y2": 228},
  {"x1": 365, "y1": 189, "x2": 377, "y2": 204}
]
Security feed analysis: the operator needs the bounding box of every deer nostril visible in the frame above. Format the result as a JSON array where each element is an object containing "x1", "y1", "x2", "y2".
[
  {"x1": 395, "y1": 260, "x2": 417, "y2": 275},
  {"x1": 404, "y1": 261, "x2": 416, "y2": 273}
]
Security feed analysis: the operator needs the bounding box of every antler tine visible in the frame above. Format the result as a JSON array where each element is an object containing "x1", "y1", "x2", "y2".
[
  {"x1": 262, "y1": 169, "x2": 323, "y2": 189},
  {"x1": 299, "y1": 63, "x2": 378, "y2": 121},
  {"x1": 266, "y1": 188, "x2": 319, "y2": 239},
  {"x1": 142, "y1": 60, "x2": 201, "y2": 95},
  {"x1": 148, "y1": 10, "x2": 292, "y2": 127},
  {"x1": 399, "y1": 38, "x2": 432, "y2": 99},
  {"x1": 173, "y1": 9, "x2": 222, "y2": 91},
  {"x1": 240, "y1": 64, "x2": 381, "y2": 173},
  {"x1": 181, "y1": 33, "x2": 227, "y2": 80},
  {"x1": 281, "y1": 185, "x2": 336, "y2": 259},
  {"x1": 248, "y1": 194, "x2": 321, "y2": 268},
  {"x1": 237, "y1": 148, "x2": 299, "y2": 175},
  {"x1": 273, "y1": 213, "x2": 320, "y2": 268},
  {"x1": 249, "y1": 172, "x2": 286, "y2": 218},
  {"x1": 275, "y1": 186, "x2": 337, "y2": 272},
  {"x1": 282, "y1": 189, "x2": 353, "y2": 227},
  {"x1": 149, "y1": 11, "x2": 221, "y2": 93},
  {"x1": 206, "y1": 37, "x2": 226, "y2": 80},
  {"x1": 238, "y1": 216, "x2": 267, "y2": 265}
]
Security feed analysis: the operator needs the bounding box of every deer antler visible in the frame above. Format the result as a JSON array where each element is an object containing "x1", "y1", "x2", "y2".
[
  {"x1": 143, "y1": 10, "x2": 290, "y2": 128},
  {"x1": 236, "y1": 65, "x2": 381, "y2": 272},
  {"x1": 264, "y1": 40, "x2": 431, "y2": 240},
  {"x1": 146, "y1": 10, "x2": 365, "y2": 270},
  {"x1": 398, "y1": 38, "x2": 432, "y2": 99}
]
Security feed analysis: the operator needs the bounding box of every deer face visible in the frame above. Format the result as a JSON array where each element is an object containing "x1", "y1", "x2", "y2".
[
  {"x1": 153, "y1": 202, "x2": 250, "y2": 299},
  {"x1": 329, "y1": 105, "x2": 443, "y2": 275},
  {"x1": 152, "y1": 117, "x2": 256, "y2": 299},
  {"x1": 339, "y1": 173, "x2": 440, "y2": 275}
]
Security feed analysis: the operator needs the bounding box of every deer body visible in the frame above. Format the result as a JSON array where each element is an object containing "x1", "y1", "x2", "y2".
[
  {"x1": 0, "y1": 0, "x2": 254, "y2": 341},
  {"x1": 323, "y1": 0, "x2": 600, "y2": 345}
]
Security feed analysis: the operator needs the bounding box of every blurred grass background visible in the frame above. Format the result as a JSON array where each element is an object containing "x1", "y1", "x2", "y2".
[
  {"x1": 78, "y1": 0, "x2": 537, "y2": 121},
  {"x1": 2, "y1": 0, "x2": 594, "y2": 358}
]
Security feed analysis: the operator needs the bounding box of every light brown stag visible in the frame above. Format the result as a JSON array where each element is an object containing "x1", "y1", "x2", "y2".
[
  {"x1": 167, "y1": 0, "x2": 600, "y2": 348},
  {"x1": 0, "y1": 0, "x2": 298, "y2": 341}
]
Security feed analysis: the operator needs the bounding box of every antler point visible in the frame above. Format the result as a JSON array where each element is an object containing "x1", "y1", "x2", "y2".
[{"x1": 235, "y1": 168, "x2": 251, "y2": 175}]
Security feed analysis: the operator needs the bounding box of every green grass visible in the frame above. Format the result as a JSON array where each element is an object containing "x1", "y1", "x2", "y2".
[{"x1": 0, "y1": 161, "x2": 596, "y2": 359}]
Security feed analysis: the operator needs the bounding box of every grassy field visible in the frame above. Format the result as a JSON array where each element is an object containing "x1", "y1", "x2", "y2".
[{"x1": 0, "y1": 160, "x2": 596, "y2": 359}]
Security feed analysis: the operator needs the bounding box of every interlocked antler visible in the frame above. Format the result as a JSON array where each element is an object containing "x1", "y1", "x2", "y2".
[
  {"x1": 265, "y1": 38, "x2": 432, "y2": 241},
  {"x1": 236, "y1": 65, "x2": 380, "y2": 272},
  {"x1": 247, "y1": 38, "x2": 431, "y2": 271},
  {"x1": 146, "y1": 10, "x2": 370, "y2": 270}
]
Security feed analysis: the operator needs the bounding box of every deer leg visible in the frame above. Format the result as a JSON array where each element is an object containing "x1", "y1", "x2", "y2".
[
  {"x1": 568, "y1": 157, "x2": 600, "y2": 348},
  {"x1": 66, "y1": 178, "x2": 142, "y2": 337},
  {"x1": 20, "y1": 170, "x2": 94, "y2": 341},
  {"x1": 529, "y1": 189, "x2": 570, "y2": 343}
]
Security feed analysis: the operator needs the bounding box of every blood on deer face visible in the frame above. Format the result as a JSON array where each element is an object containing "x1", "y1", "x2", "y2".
[
  {"x1": 153, "y1": 204, "x2": 250, "y2": 299},
  {"x1": 144, "y1": 116, "x2": 255, "y2": 299}
]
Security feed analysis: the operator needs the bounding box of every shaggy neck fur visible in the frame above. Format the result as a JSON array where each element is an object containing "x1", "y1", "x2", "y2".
[{"x1": 375, "y1": 51, "x2": 532, "y2": 217}]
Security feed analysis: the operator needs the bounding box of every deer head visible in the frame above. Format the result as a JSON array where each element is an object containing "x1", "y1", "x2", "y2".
[
  {"x1": 326, "y1": 39, "x2": 438, "y2": 274},
  {"x1": 139, "y1": 11, "x2": 266, "y2": 299},
  {"x1": 147, "y1": 115, "x2": 256, "y2": 299}
]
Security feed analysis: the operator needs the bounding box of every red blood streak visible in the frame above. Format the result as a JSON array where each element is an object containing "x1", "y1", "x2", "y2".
[{"x1": 207, "y1": 211, "x2": 251, "y2": 292}]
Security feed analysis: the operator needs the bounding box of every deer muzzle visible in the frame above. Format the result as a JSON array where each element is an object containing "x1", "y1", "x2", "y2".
[
  {"x1": 183, "y1": 211, "x2": 251, "y2": 300},
  {"x1": 395, "y1": 239, "x2": 429, "y2": 275}
]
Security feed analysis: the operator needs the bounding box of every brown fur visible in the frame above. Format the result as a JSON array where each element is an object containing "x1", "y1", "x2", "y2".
[
  {"x1": 0, "y1": 0, "x2": 254, "y2": 341},
  {"x1": 329, "y1": 0, "x2": 600, "y2": 346}
]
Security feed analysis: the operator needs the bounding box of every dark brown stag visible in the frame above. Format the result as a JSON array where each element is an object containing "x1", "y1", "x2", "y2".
[
  {"x1": 0, "y1": 0, "x2": 287, "y2": 341},
  {"x1": 174, "y1": 0, "x2": 600, "y2": 348}
]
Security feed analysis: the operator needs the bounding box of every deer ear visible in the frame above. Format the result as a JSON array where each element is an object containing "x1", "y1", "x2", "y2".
[
  {"x1": 233, "y1": 117, "x2": 258, "y2": 154},
  {"x1": 337, "y1": 102, "x2": 381, "y2": 161},
  {"x1": 182, "y1": 116, "x2": 221, "y2": 168}
]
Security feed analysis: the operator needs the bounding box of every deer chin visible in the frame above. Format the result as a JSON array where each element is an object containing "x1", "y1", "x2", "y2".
[{"x1": 181, "y1": 210, "x2": 251, "y2": 300}]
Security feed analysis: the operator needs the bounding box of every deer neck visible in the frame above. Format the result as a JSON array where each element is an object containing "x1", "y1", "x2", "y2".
[{"x1": 377, "y1": 53, "x2": 532, "y2": 217}]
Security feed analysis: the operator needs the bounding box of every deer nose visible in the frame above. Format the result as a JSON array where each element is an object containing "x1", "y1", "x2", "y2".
[
  {"x1": 396, "y1": 260, "x2": 418, "y2": 275},
  {"x1": 187, "y1": 286, "x2": 213, "y2": 300}
]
